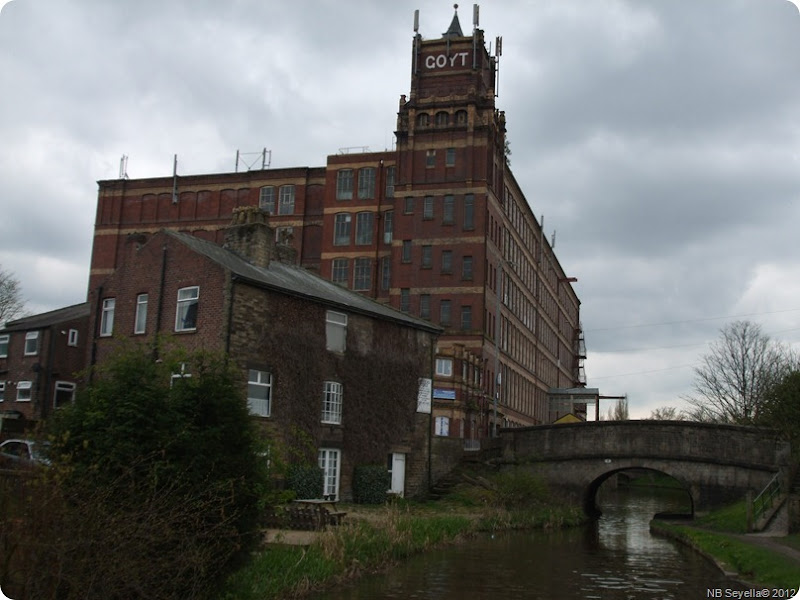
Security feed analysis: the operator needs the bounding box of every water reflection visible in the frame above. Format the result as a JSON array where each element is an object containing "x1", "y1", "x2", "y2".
[{"x1": 312, "y1": 485, "x2": 744, "y2": 599}]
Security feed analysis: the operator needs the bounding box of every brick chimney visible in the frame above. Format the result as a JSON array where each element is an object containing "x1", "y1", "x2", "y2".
[{"x1": 224, "y1": 206, "x2": 276, "y2": 268}]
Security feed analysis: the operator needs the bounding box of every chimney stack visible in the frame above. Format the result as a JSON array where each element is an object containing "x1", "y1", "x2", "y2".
[{"x1": 224, "y1": 206, "x2": 275, "y2": 268}]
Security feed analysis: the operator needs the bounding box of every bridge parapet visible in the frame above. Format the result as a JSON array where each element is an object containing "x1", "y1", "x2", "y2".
[{"x1": 502, "y1": 420, "x2": 789, "y2": 471}]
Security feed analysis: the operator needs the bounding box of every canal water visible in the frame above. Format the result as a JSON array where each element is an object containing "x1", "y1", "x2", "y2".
[{"x1": 312, "y1": 485, "x2": 747, "y2": 599}]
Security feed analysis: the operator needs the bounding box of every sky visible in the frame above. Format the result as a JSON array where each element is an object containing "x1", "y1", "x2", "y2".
[{"x1": 1, "y1": 0, "x2": 799, "y2": 419}]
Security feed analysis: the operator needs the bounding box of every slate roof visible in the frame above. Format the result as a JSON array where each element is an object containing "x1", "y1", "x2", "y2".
[
  {"x1": 2, "y1": 302, "x2": 90, "y2": 333},
  {"x1": 164, "y1": 230, "x2": 442, "y2": 335}
]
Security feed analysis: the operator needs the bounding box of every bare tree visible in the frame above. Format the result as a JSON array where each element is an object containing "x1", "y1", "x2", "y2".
[
  {"x1": 0, "y1": 265, "x2": 25, "y2": 326},
  {"x1": 647, "y1": 406, "x2": 687, "y2": 420},
  {"x1": 604, "y1": 396, "x2": 629, "y2": 420},
  {"x1": 683, "y1": 321, "x2": 795, "y2": 424}
]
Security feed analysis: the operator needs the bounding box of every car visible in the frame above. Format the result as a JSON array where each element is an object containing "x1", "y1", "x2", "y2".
[{"x1": 0, "y1": 438, "x2": 51, "y2": 468}]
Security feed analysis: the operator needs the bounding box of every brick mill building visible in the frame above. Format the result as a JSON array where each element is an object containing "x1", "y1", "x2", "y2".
[
  {"x1": 87, "y1": 207, "x2": 442, "y2": 500},
  {"x1": 88, "y1": 6, "x2": 586, "y2": 442}
]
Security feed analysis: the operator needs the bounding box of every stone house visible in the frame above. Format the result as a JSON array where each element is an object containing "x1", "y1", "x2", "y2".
[
  {"x1": 0, "y1": 303, "x2": 90, "y2": 436},
  {"x1": 86, "y1": 207, "x2": 441, "y2": 500}
]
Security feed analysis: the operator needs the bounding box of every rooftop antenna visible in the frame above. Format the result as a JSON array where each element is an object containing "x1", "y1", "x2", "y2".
[
  {"x1": 413, "y1": 9, "x2": 420, "y2": 75},
  {"x1": 118, "y1": 155, "x2": 128, "y2": 179},
  {"x1": 235, "y1": 148, "x2": 272, "y2": 172},
  {"x1": 172, "y1": 154, "x2": 179, "y2": 204},
  {"x1": 495, "y1": 35, "x2": 503, "y2": 96},
  {"x1": 472, "y1": 4, "x2": 479, "y2": 69}
]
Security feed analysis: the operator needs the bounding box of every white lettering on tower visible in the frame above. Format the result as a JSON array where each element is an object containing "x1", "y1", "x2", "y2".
[{"x1": 424, "y1": 51, "x2": 469, "y2": 70}]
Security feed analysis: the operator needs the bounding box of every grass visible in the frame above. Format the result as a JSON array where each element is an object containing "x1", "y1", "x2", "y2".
[
  {"x1": 222, "y1": 468, "x2": 586, "y2": 600},
  {"x1": 694, "y1": 500, "x2": 749, "y2": 534},
  {"x1": 654, "y1": 521, "x2": 800, "y2": 589}
]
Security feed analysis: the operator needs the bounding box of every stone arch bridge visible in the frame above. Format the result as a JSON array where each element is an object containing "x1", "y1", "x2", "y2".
[{"x1": 499, "y1": 421, "x2": 790, "y2": 515}]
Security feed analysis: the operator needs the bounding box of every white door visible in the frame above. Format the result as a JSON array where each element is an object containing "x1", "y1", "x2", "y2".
[{"x1": 389, "y1": 453, "x2": 406, "y2": 497}]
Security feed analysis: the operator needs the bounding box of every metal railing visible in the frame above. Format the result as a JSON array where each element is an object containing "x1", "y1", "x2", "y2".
[{"x1": 752, "y1": 472, "x2": 783, "y2": 526}]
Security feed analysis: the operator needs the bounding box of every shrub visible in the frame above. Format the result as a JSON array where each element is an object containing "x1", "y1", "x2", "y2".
[
  {"x1": 287, "y1": 464, "x2": 324, "y2": 499},
  {"x1": 353, "y1": 465, "x2": 390, "y2": 504}
]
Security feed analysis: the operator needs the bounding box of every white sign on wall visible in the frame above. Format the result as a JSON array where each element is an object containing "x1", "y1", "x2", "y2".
[
  {"x1": 424, "y1": 51, "x2": 470, "y2": 70},
  {"x1": 417, "y1": 377, "x2": 432, "y2": 413}
]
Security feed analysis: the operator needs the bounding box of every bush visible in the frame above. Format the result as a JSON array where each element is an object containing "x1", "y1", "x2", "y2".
[
  {"x1": 287, "y1": 464, "x2": 324, "y2": 499},
  {"x1": 1, "y1": 342, "x2": 270, "y2": 600},
  {"x1": 493, "y1": 469, "x2": 549, "y2": 509},
  {"x1": 353, "y1": 465, "x2": 390, "y2": 504}
]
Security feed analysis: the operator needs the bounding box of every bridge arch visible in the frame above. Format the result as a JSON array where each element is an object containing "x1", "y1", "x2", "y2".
[
  {"x1": 500, "y1": 420, "x2": 788, "y2": 515},
  {"x1": 582, "y1": 466, "x2": 694, "y2": 518}
]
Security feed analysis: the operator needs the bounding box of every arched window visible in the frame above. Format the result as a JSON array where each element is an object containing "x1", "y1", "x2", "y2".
[
  {"x1": 416, "y1": 112, "x2": 429, "y2": 127},
  {"x1": 435, "y1": 111, "x2": 449, "y2": 127}
]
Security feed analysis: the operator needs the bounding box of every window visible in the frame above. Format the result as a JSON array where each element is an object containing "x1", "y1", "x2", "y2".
[
  {"x1": 0, "y1": 334, "x2": 8, "y2": 358},
  {"x1": 383, "y1": 210, "x2": 393, "y2": 244},
  {"x1": 353, "y1": 258, "x2": 372, "y2": 291},
  {"x1": 355, "y1": 212, "x2": 374, "y2": 245},
  {"x1": 435, "y1": 111, "x2": 449, "y2": 127},
  {"x1": 446, "y1": 147, "x2": 456, "y2": 167},
  {"x1": 100, "y1": 298, "x2": 115, "y2": 337},
  {"x1": 318, "y1": 448, "x2": 341, "y2": 500},
  {"x1": 259, "y1": 186, "x2": 275, "y2": 214},
  {"x1": 0, "y1": 382, "x2": 5, "y2": 402},
  {"x1": 332, "y1": 258, "x2": 349, "y2": 286},
  {"x1": 385, "y1": 166, "x2": 395, "y2": 198},
  {"x1": 134, "y1": 293, "x2": 148, "y2": 334},
  {"x1": 275, "y1": 226, "x2": 294, "y2": 245},
  {"x1": 358, "y1": 167, "x2": 376, "y2": 199},
  {"x1": 461, "y1": 305, "x2": 473, "y2": 330},
  {"x1": 416, "y1": 113, "x2": 429, "y2": 127},
  {"x1": 326, "y1": 311, "x2": 347, "y2": 353},
  {"x1": 404, "y1": 196, "x2": 414, "y2": 214},
  {"x1": 381, "y1": 257, "x2": 391, "y2": 290},
  {"x1": 175, "y1": 286, "x2": 199, "y2": 332},
  {"x1": 333, "y1": 213, "x2": 352, "y2": 246},
  {"x1": 170, "y1": 363, "x2": 191, "y2": 387},
  {"x1": 17, "y1": 381, "x2": 32, "y2": 402},
  {"x1": 456, "y1": 110, "x2": 468, "y2": 125},
  {"x1": 419, "y1": 294, "x2": 431, "y2": 319},
  {"x1": 53, "y1": 381, "x2": 76, "y2": 409},
  {"x1": 423, "y1": 196, "x2": 434, "y2": 220},
  {"x1": 278, "y1": 185, "x2": 295, "y2": 215},
  {"x1": 400, "y1": 288, "x2": 410, "y2": 312},
  {"x1": 321, "y1": 381, "x2": 343, "y2": 424},
  {"x1": 426, "y1": 150, "x2": 436, "y2": 168},
  {"x1": 23, "y1": 331, "x2": 38, "y2": 356},
  {"x1": 462, "y1": 256, "x2": 473, "y2": 280},
  {"x1": 440, "y1": 300, "x2": 452, "y2": 326},
  {"x1": 421, "y1": 245, "x2": 432, "y2": 269},
  {"x1": 401, "y1": 240, "x2": 412, "y2": 263},
  {"x1": 441, "y1": 250, "x2": 453, "y2": 274},
  {"x1": 336, "y1": 169, "x2": 353, "y2": 200},
  {"x1": 67, "y1": 329, "x2": 79, "y2": 346},
  {"x1": 443, "y1": 195, "x2": 454, "y2": 224},
  {"x1": 464, "y1": 194, "x2": 475, "y2": 230},
  {"x1": 436, "y1": 357, "x2": 453, "y2": 377},
  {"x1": 435, "y1": 416, "x2": 450, "y2": 436},
  {"x1": 248, "y1": 369, "x2": 272, "y2": 417}
]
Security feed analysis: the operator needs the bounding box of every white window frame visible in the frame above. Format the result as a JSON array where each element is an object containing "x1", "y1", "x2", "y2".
[
  {"x1": 325, "y1": 310, "x2": 347, "y2": 353},
  {"x1": 53, "y1": 381, "x2": 76, "y2": 409},
  {"x1": 318, "y1": 448, "x2": 341, "y2": 500},
  {"x1": 100, "y1": 298, "x2": 115, "y2": 337},
  {"x1": 170, "y1": 363, "x2": 192, "y2": 387},
  {"x1": 435, "y1": 357, "x2": 453, "y2": 377},
  {"x1": 331, "y1": 258, "x2": 349, "y2": 286},
  {"x1": 278, "y1": 185, "x2": 295, "y2": 215},
  {"x1": 0, "y1": 382, "x2": 5, "y2": 402},
  {"x1": 175, "y1": 286, "x2": 199, "y2": 332},
  {"x1": 353, "y1": 258, "x2": 371, "y2": 291},
  {"x1": 247, "y1": 369, "x2": 272, "y2": 417},
  {"x1": 67, "y1": 329, "x2": 79, "y2": 346},
  {"x1": 24, "y1": 331, "x2": 39, "y2": 356},
  {"x1": 134, "y1": 293, "x2": 148, "y2": 334},
  {"x1": 435, "y1": 416, "x2": 450, "y2": 436},
  {"x1": 259, "y1": 186, "x2": 275, "y2": 214},
  {"x1": 17, "y1": 381, "x2": 32, "y2": 402},
  {"x1": 321, "y1": 381, "x2": 343, "y2": 424},
  {"x1": 0, "y1": 334, "x2": 8, "y2": 358}
]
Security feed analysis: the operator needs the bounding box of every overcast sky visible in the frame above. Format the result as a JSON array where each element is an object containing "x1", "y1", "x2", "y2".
[{"x1": 1, "y1": 0, "x2": 799, "y2": 419}]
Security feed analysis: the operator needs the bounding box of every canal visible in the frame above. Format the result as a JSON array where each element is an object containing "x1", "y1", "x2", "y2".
[{"x1": 312, "y1": 483, "x2": 747, "y2": 599}]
